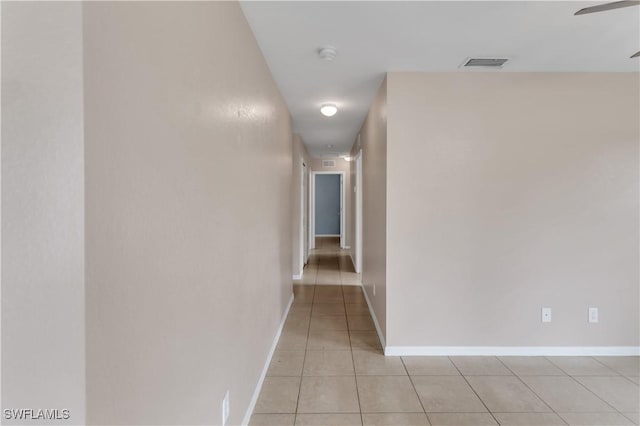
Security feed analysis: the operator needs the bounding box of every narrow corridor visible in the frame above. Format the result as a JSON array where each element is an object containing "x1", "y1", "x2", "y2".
[
  {"x1": 296, "y1": 237, "x2": 361, "y2": 286},
  {"x1": 249, "y1": 241, "x2": 639, "y2": 426}
]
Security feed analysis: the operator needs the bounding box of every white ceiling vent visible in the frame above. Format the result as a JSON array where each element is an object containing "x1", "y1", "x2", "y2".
[
  {"x1": 463, "y1": 58, "x2": 509, "y2": 68},
  {"x1": 322, "y1": 160, "x2": 336, "y2": 168}
]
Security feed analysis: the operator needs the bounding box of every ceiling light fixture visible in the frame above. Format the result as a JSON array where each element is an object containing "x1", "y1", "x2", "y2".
[
  {"x1": 320, "y1": 104, "x2": 338, "y2": 117},
  {"x1": 318, "y1": 46, "x2": 338, "y2": 61}
]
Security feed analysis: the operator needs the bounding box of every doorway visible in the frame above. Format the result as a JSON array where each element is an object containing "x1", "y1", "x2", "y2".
[{"x1": 310, "y1": 171, "x2": 345, "y2": 250}]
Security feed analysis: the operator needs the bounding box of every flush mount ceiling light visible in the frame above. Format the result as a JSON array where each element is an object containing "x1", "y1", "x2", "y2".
[
  {"x1": 318, "y1": 46, "x2": 338, "y2": 61},
  {"x1": 320, "y1": 104, "x2": 338, "y2": 117}
]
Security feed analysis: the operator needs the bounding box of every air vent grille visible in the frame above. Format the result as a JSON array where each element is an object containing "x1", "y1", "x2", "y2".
[
  {"x1": 464, "y1": 58, "x2": 508, "y2": 68},
  {"x1": 322, "y1": 160, "x2": 336, "y2": 168}
]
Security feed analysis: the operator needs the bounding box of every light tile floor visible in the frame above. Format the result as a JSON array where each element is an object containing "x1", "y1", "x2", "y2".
[{"x1": 250, "y1": 238, "x2": 640, "y2": 426}]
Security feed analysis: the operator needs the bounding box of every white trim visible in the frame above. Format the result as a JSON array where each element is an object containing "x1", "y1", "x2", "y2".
[
  {"x1": 384, "y1": 346, "x2": 640, "y2": 357},
  {"x1": 311, "y1": 171, "x2": 346, "y2": 249},
  {"x1": 340, "y1": 172, "x2": 345, "y2": 249},
  {"x1": 292, "y1": 274, "x2": 302, "y2": 280},
  {"x1": 242, "y1": 293, "x2": 295, "y2": 426},
  {"x1": 349, "y1": 253, "x2": 357, "y2": 272},
  {"x1": 307, "y1": 170, "x2": 316, "y2": 253},
  {"x1": 298, "y1": 161, "x2": 307, "y2": 277},
  {"x1": 306, "y1": 169, "x2": 311, "y2": 264},
  {"x1": 354, "y1": 150, "x2": 363, "y2": 274},
  {"x1": 343, "y1": 246, "x2": 351, "y2": 249},
  {"x1": 361, "y1": 284, "x2": 386, "y2": 349}
]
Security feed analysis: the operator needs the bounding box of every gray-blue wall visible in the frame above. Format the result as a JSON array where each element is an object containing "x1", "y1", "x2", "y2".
[{"x1": 315, "y1": 174, "x2": 341, "y2": 235}]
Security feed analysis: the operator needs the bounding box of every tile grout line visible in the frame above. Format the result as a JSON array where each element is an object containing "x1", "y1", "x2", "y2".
[
  {"x1": 494, "y1": 357, "x2": 568, "y2": 425},
  {"x1": 545, "y1": 355, "x2": 620, "y2": 377},
  {"x1": 341, "y1": 276, "x2": 364, "y2": 425},
  {"x1": 399, "y1": 356, "x2": 431, "y2": 424},
  {"x1": 568, "y1": 375, "x2": 632, "y2": 420},
  {"x1": 447, "y1": 356, "x2": 501, "y2": 425},
  {"x1": 543, "y1": 356, "x2": 625, "y2": 418},
  {"x1": 590, "y1": 357, "x2": 640, "y2": 386},
  {"x1": 293, "y1": 284, "x2": 315, "y2": 423},
  {"x1": 295, "y1": 240, "x2": 362, "y2": 423}
]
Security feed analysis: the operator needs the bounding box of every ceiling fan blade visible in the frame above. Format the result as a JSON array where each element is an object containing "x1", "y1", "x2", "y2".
[
  {"x1": 631, "y1": 51, "x2": 640, "y2": 58},
  {"x1": 575, "y1": 0, "x2": 640, "y2": 15}
]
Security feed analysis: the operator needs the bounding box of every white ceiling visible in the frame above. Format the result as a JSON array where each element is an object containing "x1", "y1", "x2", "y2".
[{"x1": 240, "y1": 1, "x2": 640, "y2": 157}]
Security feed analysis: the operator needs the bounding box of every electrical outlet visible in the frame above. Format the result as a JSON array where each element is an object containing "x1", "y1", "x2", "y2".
[
  {"x1": 541, "y1": 307, "x2": 552, "y2": 323},
  {"x1": 589, "y1": 307, "x2": 599, "y2": 323},
  {"x1": 222, "y1": 391, "x2": 230, "y2": 426}
]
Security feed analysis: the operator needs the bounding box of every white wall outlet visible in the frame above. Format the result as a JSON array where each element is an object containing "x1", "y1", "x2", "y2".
[
  {"x1": 589, "y1": 307, "x2": 599, "y2": 323},
  {"x1": 221, "y1": 390, "x2": 230, "y2": 426},
  {"x1": 541, "y1": 307, "x2": 552, "y2": 323}
]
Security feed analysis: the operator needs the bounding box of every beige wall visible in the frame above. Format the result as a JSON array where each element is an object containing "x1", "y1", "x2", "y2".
[
  {"x1": 292, "y1": 134, "x2": 311, "y2": 277},
  {"x1": 358, "y1": 78, "x2": 388, "y2": 340},
  {"x1": 1, "y1": 3, "x2": 86, "y2": 424},
  {"x1": 83, "y1": 2, "x2": 292, "y2": 424},
  {"x1": 386, "y1": 72, "x2": 639, "y2": 348}
]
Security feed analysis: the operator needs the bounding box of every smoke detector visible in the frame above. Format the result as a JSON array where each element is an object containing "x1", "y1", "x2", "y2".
[{"x1": 318, "y1": 46, "x2": 338, "y2": 61}]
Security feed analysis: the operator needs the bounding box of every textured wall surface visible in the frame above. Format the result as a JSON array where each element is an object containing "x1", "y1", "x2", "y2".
[
  {"x1": 84, "y1": 3, "x2": 293, "y2": 424},
  {"x1": 1, "y1": 3, "x2": 86, "y2": 424},
  {"x1": 386, "y1": 72, "x2": 639, "y2": 348}
]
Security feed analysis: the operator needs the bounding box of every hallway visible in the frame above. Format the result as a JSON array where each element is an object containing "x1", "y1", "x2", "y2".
[
  {"x1": 250, "y1": 243, "x2": 639, "y2": 426},
  {"x1": 295, "y1": 237, "x2": 361, "y2": 286},
  {"x1": 3, "y1": 2, "x2": 638, "y2": 425}
]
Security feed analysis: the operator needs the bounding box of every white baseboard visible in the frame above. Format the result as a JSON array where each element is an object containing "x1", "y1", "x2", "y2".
[
  {"x1": 242, "y1": 293, "x2": 294, "y2": 426},
  {"x1": 292, "y1": 274, "x2": 302, "y2": 280},
  {"x1": 316, "y1": 234, "x2": 340, "y2": 237},
  {"x1": 384, "y1": 346, "x2": 640, "y2": 357},
  {"x1": 361, "y1": 284, "x2": 386, "y2": 349}
]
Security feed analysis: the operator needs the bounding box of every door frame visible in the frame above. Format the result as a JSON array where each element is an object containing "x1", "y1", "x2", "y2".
[
  {"x1": 299, "y1": 161, "x2": 308, "y2": 274},
  {"x1": 310, "y1": 171, "x2": 346, "y2": 250},
  {"x1": 355, "y1": 150, "x2": 363, "y2": 273}
]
